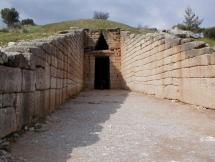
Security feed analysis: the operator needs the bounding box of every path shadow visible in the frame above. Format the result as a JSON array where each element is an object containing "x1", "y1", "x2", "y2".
[{"x1": 11, "y1": 90, "x2": 130, "y2": 162}]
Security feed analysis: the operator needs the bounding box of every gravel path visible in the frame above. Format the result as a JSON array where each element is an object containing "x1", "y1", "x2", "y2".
[{"x1": 12, "y1": 90, "x2": 215, "y2": 162}]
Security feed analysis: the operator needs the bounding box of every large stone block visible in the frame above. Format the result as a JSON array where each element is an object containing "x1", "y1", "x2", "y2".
[
  {"x1": 36, "y1": 64, "x2": 50, "y2": 90},
  {"x1": 2, "y1": 93, "x2": 16, "y2": 108},
  {"x1": 36, "y1": 68, "x2": 46, "y2": 90},
  {"x1": 29, "y1": 47, "x2": 46, "y2": 61},
  {"x1": 51, "y1": 77, "x2": 57, "y2": 89},
  {"x1": 165, "y1": 37, "x2": 181, "y2": 49},
  {"x1": 56, "y1": 78, "x2": 63, "y2": 89},
  {"x1": 181, "y1": 41, "x2": 207, "y2": 51},
  {"x1": 182, "y1": 47, "x2": 214, "y2": 59},
  {"x1": 44, "y1": 90, "x2": 50, "y2": 114},
  {"x1": 0, "y1": 108, "x2": 16, "y2": 138},
  {"x1": 185, "y1": 65, "x2": 215, "y2": 78},
  {"x1": 34, "y1": 91, "x2": 47, "y2": 118},
  {"x1": 179, "y1": 78, "x2": 215, "y2": 109},
  {"x1": 155, "y1": 86, "x2": 165, "y2": 98},
  {"x1": 22, "y1": 70, "x2": 36, "y2": 92},
  {"x1": 55, "y1": 89, "x2": 61, "y2": 109},
  {"x1": 209, "y1": 53, "x2": 215, "y2": 65},
  {"x1": 0, "y1": 94, "x2": 2, "y2": 108},
  {"x1": 16, "y1": 93, "x2": 36, "y2": 129},
  {"x1": 34, "y1": 90, "x2": 50, "y2": 115},
  {"x1": 51, "y1": 56, "x2": 58, "y2": 67},
  {"x1": 49, "y1": 89, "x2": 56, "y2": 112},
  {"x1": 50, "y1": 66, "x2": 57, "y2": 77},
  {"x1": 31, "y1": 54, "x2": 46, "y2": 68},
  {"x1": 35, "y1": 91, "x2": 42, "y2": 118},
  {"x1": 163, "y1": 85, "x2": 179, "y2": 100},
  {"x1": 183, "y1": 54, "x2": 210, "y2": 67},
  {"x1": 0, "y1": 66, "x2": 22, "y2": 93}
]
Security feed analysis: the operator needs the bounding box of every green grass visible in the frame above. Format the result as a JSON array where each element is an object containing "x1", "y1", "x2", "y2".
[
  {"x1": 0, "y1": 26, "x2": 49, "y2": 47},
  {"x1": 0, "y1": 19, "x2": 148, "y2": 46},
  {"x1": 195, "y1": 37, "x2": 215, "y2": 47},
  {"x1": 1, "y1": 19, "x2": 214, "y2": 48}
]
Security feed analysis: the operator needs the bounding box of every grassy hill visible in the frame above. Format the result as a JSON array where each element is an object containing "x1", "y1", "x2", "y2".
[
  {"x1": 0, "y1": 19, "x2": 149, "y2": 47},
  {"x1": 1, "y1": 19, "x2": 213, "y2": 47}
]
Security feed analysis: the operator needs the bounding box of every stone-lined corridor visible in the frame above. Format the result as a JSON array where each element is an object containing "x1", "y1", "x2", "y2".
[{"x1": 11, "y1": 90, "x2": 215, "y2": 162}]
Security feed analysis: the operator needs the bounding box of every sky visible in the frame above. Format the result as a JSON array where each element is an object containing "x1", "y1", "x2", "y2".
[{"x1": 0, "y1": 0, "x2": 214, "y2": 29}]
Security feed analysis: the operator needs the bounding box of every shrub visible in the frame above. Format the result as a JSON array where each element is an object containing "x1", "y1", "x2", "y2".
[
  {"x1": 0, "y1": 28, "x2": 9, "y2": 32},
  {"x1": 0, "y1": 8, "x2": 19, "y2": 28},
  {"x1": 93, "y1": 11, "x2": 109, "y2": 20},
  {"x1": 204, "y1": 27, "x2": 215, "y2": 39},
  {"x1": 173, "y1": 24, "x2": 204, "y2": 33},
  {"x1": 173, "y1": 24, "x2": 188, "y2": 30},
  {"x1": 21, "y1": 19, "x2": 35, "y2": 26}
]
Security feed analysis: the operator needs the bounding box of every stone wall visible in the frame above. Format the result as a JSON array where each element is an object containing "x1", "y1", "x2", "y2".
[
  {"x1": 0, "y1": 29, "x2": 84, "y2": 138},
  {"x1": 121, "y1": 32, "x2": 215, "y2": 109},
  {"x1": 1, "y1": 28, "x2": 215, "y2": 138}
]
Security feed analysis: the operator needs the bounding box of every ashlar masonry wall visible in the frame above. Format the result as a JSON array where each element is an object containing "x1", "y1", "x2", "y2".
[
  {"x1": 1, "y1": 28, "x2": 215, "y2": 139},
  {"x1": 121, "y1": 32, "x2": 215, "y2": 109},
  {"x1": 0, "y1": 29, "x2": 84, "y2": 138}
]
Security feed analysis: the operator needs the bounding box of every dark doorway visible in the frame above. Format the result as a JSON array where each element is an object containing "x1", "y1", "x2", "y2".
[
  {"x1": 94, "y1": 57, "x2": 110, "y2": 89},
  {"x1": 95, "y1": 33, "x2": 109, "y2": 50}
]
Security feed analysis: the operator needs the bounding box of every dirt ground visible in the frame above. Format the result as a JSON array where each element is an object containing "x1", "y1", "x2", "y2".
[{"x1": 11, "y1": 90, "x2": 215, "y2": 162}]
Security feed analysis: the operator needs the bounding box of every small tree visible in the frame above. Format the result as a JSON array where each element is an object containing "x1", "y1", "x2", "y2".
[
  {"x1": 93, "y1": 11, "x2": 109, "y2": 20},
  {"x1": 183, "y1": 6, "x2": 203, "y2": 31},
  {"x1": 21, "y1": 18, "x2": 35, "y2": 26},
  {"x1": 1, "y1": 8, "x2": 19, "y2": 28},
  {"x1": 204, "y1": 27, "x2": 215, "y2": 39}
]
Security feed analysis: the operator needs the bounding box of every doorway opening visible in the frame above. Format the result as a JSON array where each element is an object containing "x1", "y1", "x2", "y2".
[
  {"x1": 95, "y1": 33, "x2": 109, "y2": 50},
  {"x1": 94, "y1": 57, "x2": 110, "y2": 89}
]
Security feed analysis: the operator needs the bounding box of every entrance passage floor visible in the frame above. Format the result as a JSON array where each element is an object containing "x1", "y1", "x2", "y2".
[{"x1": 12, "y1": 90, "x2": 215, "y2": 162}]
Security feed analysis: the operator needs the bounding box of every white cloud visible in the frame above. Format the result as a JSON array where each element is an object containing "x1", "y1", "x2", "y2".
[{"x1": 0, "y1": 0, "x2": 214, "y2": 28}]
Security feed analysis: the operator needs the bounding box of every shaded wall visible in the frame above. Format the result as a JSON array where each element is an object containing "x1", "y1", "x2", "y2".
[
  {"x1": 0, "y1": 29, "x2": 84, "y2": 138},
  {"x1": 121, "y1": 31, "x2": 215, "y2": 109}
]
